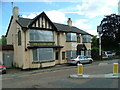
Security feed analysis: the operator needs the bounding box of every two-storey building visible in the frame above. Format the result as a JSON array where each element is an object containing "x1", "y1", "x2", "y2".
[{"x1": 6, "y1": 7, "x2": 92, "y2": 69}]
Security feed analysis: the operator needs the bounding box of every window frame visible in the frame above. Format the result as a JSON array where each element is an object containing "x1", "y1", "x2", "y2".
[
  {"x1": 82, "y1": 35, "x2": 91, "y2": 43},
  {"x1": 62, "y1": 52, "x2": 66, "y2": 60},
  {"x1": 66, "y1": 33, "x2": 77, "y2": 42},
  {"x1": 29, "y1": 30, "x2": 54, "y2": 42},
  {"x1": 77, "y1": 36, "x2": 80, "y2": 43},
  {"x1": 32, "y1": 48, "x2": 54, "y2": 62},
  {"x1": 18, "y1": 30, "x2": 21, "y2": 46}
]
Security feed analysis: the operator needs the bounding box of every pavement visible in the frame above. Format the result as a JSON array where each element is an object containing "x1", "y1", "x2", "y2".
[
  {"x1": 2, "y1": 59, "x2": 119, "y2": 79},
  {"x1": 69, "y1": 59, "x2": 120, "y2": 79},
  {"x1": 69, "y1": 73, "x2": 120, "y2": 79},
  {"x1": 2, "y1": 63, "x2": 77, "y2": 78}
]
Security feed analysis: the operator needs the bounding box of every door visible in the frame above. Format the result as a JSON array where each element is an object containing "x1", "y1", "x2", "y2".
[{"x1": 3, "y1": 52, "x2": 13, "y2": 68}]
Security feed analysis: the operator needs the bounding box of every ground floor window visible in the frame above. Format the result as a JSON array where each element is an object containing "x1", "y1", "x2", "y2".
[
  {"x1": 85, "y1": 50, "x2": 91, "y2": 57},
  {"x1": 66, "y1": 50, "x2": 76, "y2": 59},
  {"x1": 32, "y1": 48, "x2": 54, "y2": 62},
  {"x1": 55, "y1": 51, "x2": 59, "y2": 60},
  {"x1": 62, "y1": 52, "x2": 66, "y2": 60},
  {"x1": 81, "y1": 51, "x2": 84, "y2": 56}
]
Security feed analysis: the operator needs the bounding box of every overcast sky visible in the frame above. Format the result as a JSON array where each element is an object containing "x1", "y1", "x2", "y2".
[{"x1": 1, "y1": 0, "x2": 119, "y2": 37}]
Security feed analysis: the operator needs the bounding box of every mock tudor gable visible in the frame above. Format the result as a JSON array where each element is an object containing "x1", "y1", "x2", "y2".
[
  {"x1": 28, "y1": 12, "x2": 57, "y2": 31},
  {"x1": 17, "y1": 12, "x2": 57, "y2": 31}
]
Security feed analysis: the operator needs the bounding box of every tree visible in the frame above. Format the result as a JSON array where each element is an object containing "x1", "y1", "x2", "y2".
[
  {"x1": 91, "y1": 36, "x2": 99, "y2": 60},
  {"x1": 0, "y1": 35, "x2": 7, "y2": 45},
  {"x1": 91, "y1": 36, "x2": 99, "y2": 48},
  {"x1": 100, "y1": 14, "x2": 120, "y2": 52}
]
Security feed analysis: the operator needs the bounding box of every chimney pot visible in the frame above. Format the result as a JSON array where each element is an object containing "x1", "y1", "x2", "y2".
[{"x1": 67, "y1": 18, "x2": 72, "y2": 26}]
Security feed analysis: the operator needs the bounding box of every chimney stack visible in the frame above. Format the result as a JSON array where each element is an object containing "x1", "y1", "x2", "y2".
[
  {"x1": 67, "y1": 18, "x2": 72, "y2": 26},
  {"x1": 13, "y1": 6, "x2": 19, "y2": 20}
]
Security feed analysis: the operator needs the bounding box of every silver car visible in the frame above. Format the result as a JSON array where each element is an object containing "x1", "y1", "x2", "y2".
[{"x1": 67, "y1": 55, "x2": 93, "y2": 65}]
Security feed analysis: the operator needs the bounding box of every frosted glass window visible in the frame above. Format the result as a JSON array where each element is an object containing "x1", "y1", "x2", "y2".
[{"x1": 30, "y1": 30, "x2": 53, "y2": 42}]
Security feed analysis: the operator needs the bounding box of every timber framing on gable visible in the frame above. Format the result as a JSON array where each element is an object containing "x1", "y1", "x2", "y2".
[{"x1": 28, "y1": 12, "x2": 57, "y2": 31}]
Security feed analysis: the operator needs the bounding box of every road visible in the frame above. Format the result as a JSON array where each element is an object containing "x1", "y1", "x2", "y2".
[{"x1": 1, "y1": 59, "x2": 119, "y2": 88}]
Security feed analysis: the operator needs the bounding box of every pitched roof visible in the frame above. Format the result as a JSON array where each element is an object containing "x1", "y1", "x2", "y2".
[
  {"x1": 6, "y1": 16, "x2": 13, "y2": 37},
  {"x1": 53, "y1": 23, "x2": 91, "y2": 35},
  {"x1": 16, "y1": 12, "x2": 92, "y2": 35},
  {"x1": 17, "y1": 17, "x2": 91, "y2": 35},
  {"x1": 17, "y1": 17, "x2": 33, "y2": 28}
]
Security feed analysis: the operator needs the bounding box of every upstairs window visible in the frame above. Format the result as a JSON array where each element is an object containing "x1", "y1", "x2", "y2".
[
  {"x1": 30, "y1": 30, "x2": 54, "y2": 42},
  {"x1": 18, "y1": 31, "x2": 21, "y2": 46},
  {"x1": 82, "y1": 35, "x2": 91, "y2": 43},
  {"x1": 66, "y1": 33, "x2": 77, "y2": 42},
  {"x1": 77, "y1": 36, "x2": 80, "y2": 43}
]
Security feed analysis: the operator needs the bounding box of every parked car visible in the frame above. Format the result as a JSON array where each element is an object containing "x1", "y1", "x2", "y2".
[
  {"x1": 67, "y1": 55, "x2": 93, "y2": 65},
  {"x1": 105, "y1": 51, "x2": 115, "y2": 57},
  {"x1": 0, "y1": 65, "x2": 6, "y2": 74}
]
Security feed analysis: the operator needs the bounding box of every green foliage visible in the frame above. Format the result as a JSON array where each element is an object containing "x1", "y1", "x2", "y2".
[
  {"x1": 100, "y1": 14, "x2": 120, "y2": 52},
  {"x1": 91, "y1": 47, "x2": 99, "y2": 60},
  {"x1": 91, "y1": 36, "x2": 100, "y2": 60},
  {"x1": 91, "y1": 36, "x2": 98, "y2": 48},
  {"x1": 0, "y1": 35, "x2": 7, "y2": 45}
]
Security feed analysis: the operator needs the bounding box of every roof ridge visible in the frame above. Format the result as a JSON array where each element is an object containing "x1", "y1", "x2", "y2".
[
  {"x1": 53, "y1": 22, "x2": 75, "y2": 27},
  {"x1": 19, "y1": 17, "x2": 32, "y2": 20}
]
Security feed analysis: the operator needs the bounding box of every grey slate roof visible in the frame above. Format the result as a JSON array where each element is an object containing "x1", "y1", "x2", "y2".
[
  {"x1": 17, "y1": 17, "x2": 91, "y2": 35},
  {"x1": 17, "y1": 17, "x2": 33, "y2": 28},
  {"x1": 53, "y1": 23, "x2": 91, "y2": 35}
]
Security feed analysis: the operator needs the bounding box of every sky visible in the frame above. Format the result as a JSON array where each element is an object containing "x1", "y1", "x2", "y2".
[{"x1": 0, "y1": 0, "x2": 119, "y2": 38}]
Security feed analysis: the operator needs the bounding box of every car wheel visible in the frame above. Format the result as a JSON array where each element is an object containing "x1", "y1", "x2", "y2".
[
  {"x1": 76, "y1": 61, "x2": 81, "y2": 65},
  {"x1": 89, "y1": 60, "x2": 92, "y2": 64}
]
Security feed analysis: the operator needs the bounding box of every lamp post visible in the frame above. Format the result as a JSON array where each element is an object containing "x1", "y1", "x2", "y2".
[{"x1": 97, "y1": 26, "x2": 102, "y2": 60}]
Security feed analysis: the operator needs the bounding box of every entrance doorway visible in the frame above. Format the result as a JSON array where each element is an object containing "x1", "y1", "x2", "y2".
[{"x1": 77, "y1": 44, "x2": 87, "y2": 56}]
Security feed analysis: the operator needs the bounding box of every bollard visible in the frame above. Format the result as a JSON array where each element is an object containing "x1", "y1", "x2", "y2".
[
  {"x1": 113, "y1": 63, "x2": 118, "y2": 75},
  {"x1": 77, "y1": 64, "x2": 83, "y2": 75}
]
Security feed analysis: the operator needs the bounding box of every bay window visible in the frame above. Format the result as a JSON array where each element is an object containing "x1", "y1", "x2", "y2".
[
  {"x1": 82, "y1": 35, "x2": 91, "y2": 43},
  {"x1": 66, "y1": 33, "x2": 77, "y2": 42}
]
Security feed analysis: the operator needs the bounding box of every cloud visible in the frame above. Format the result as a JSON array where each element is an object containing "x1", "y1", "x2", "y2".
[
  {"x1": 22, "y1": 13, "x2": 37, "y2": 19},
  {"x1": 60, "y1": 0, "x2": 118, "y2": 18},
  {"x1": 22, "y1": 10, "x2": 68, "y2": 24},
  {"x1": 76, "y1": 0, "x2": 118, "y2": 18},
  {"x1": 45, "y1": 10, "x2": 67, "y2": 24},
  {"x1": 73, "y1": 19, "x2": 98, "y2": 35},
  {"x1": 74, "y1": 19, "x2": 92, "y2": 30}
]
